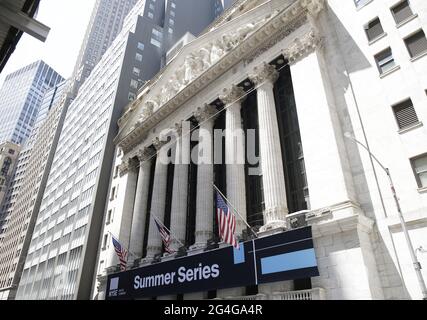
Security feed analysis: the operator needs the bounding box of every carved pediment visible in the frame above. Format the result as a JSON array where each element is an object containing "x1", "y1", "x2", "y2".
[
  {"x1": 116, "y1": 0, "x2": 326, "y2": 154},
  {"x1": 117, "y1": 1, "x2": 285, "y2": 134}
]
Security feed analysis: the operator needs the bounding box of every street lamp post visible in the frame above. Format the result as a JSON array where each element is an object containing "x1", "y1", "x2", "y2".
[{"x1": 344, "y1": 132, "x2": 427, "y2": 300}]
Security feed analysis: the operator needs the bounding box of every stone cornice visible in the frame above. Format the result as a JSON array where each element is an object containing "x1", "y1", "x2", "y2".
[{"x1": 116, "y1": 0, "x2": 326, "y2": 155}]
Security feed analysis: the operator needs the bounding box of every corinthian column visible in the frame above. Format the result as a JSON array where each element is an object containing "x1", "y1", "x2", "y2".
[
  {"x1": 145, "y1": 138, "x2": 169, "y2": 258},
  {"x1": 194, "y1": 104, "x2": 217, "y2": 247},
  {"x1": 169, "y1": 122, "x2": 190, "y2": 247},
  {"x1": 220, "y1": 85, "x2": 247, "y2": 235},
  {"x1": 249, "y1": 63, "x2": 288, "y2": 231},
  {"x1": 129, "y1": 148, "x2": 154, "y2": 260}
]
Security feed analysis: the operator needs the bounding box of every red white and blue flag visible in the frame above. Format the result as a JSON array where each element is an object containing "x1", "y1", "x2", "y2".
[
  {"x1": 112, "y1": 236, "x2": 128, "y2": 271},
  {"x1": 215, "y1": 191, "x2": 240, "y2": 249},
  {"x1": 154, "y1": 217, "x2": 175, "y2": 254}
]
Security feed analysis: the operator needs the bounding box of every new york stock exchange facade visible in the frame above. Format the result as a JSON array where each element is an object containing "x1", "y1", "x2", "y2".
[{"x1": 94, "y1": 0, "x2": 417, "y2": 300}]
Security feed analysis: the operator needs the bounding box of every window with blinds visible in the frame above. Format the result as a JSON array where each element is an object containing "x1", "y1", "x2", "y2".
[
  {"x1": 392, "y1": 99, "x2": 419, "y2": 130},
  {"x1": 391, "y1": 0, "x2": 414, "y2": 24},
  {"x1": 411, "y1": 154, "x2": 427, "y2": 188},
  {"x1": 365, "y1": 18, "x2": 385, "y2": 42},
  {"x1": 404, "y1": 30, "x2": 427, "y2": 58},
  {"x1": 374, "y1": 48, "x2": 396, "y2": 74}
]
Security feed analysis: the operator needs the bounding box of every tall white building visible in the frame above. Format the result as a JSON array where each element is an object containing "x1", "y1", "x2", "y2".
[{"x1": 95, "y1": 0, "x2": 427, "y2": 300}]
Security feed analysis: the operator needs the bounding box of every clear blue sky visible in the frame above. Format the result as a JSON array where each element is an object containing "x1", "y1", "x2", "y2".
[{"x1": 0, "y1": 0, "x2": 96, "y2": 86}]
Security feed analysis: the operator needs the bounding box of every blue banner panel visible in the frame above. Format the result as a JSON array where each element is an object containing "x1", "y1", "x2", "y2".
[{"x1": 106, "y1": 227, "x2": 319, "y2": 300}]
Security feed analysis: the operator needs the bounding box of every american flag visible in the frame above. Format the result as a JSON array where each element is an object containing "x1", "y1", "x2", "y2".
[
  {"x1": 215, "y1": 190, "x2": 239, "y2": 249},
  {"x1": 154, "y1": 217, "x2": 175, "y2": 254},
  {"x1": 112, "y1": 236, "x2": 128, "y2": 271}
]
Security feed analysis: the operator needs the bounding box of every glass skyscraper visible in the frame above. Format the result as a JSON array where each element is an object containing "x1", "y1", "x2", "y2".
[{"x1": 0, "y1": 61, "x2": 64, "y2": 145}]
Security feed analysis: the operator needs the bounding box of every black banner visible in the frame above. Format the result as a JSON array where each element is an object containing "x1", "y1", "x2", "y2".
[{"x1": 106, "y1": 227, "x2": 318, "y2": 300}]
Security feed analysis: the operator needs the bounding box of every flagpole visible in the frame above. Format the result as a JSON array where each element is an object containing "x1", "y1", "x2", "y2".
[
  {"x1": 152, "y1": 214, "x2": 186, "y2": 247},
  {"x1": 108, "y1": 231, "x2": 138, "y2": 258},
  {"x1": 213, "y1": 184, "x2": 258, "y2": 239}
]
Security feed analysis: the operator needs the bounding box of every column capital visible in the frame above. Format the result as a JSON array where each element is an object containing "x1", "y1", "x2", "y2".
[
  {"x1": 118, "y1": 157, "x2": 137, "y2": 177},
  {"x1": 173, "y1": 122, "x2": 183, "y2": 136},
  {"x1": 282, "y1": 29, "x2": 323, "y2": 65},
  {"x1": 152, "y1": 137, "x2": 168, "y2": 151},
  {"x1": 249, "y1": 62, "x2": 279, "y2": 86},
  {"x1": 300, "y1": 0, "x2": 325, "y2": 18},
  {"x1": 219, "y1": 85, "x2": 246, "y2": 106},
  {"x1": 194, "y1": 104, "x2": 218, "y2": 124},
  {"x1": 136, "y1": 147, "x2": 155, "y2": 162}
]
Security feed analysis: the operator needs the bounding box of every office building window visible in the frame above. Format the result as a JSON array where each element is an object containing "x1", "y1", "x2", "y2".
[
  {"x1": 150, "y1": 38, "x2": 162, "y2": 48},
  {"x1": 137, "y1": 42, "x2": 145, "y2": 51},
  {"x1": 110, "y1": 187, "x2": 116, "y2": 200},
  {"x1": 354, "y1": 0, "x2": 371, "y2": 9},
  {"x1": 169, "y1": 18, "x2": 174, "y2": 26},
  {"x1": 135, "y1": 53, "x2": 143, "y2": 62},
  {"x1": 374, "y1": 48, "x2": 396, "y2": 74},
  {"x1": 391, "y1": 0, "x2": 414, "y2": 25},
  {"x1": 365, "y1": 18, "x2": 385, "y2": 42},
  {"x1": 106, "y1": 209, "x2": 113, "y2": 224},
  {"x1": 152, "y1": 28, "x2": 163, "y2": 39},
  {"x1": 132, "y1": 67, "x2": 140, "y2": 76},
  {"x1": 149, "y1": 3, "x2": 155, "y2": 10},
  {"x1": 102, "y1": 234, "x2": 108, "y2": 249},
  {"x1": 411, "y1": 154, "x2": 427, "y2": 188},
  {"x1": 168, "y1": 27, "x2": 173, "y2": 34},
  {"x1": 130, "y1": 79, "x2": 138, "y2": 89},
  {"x1": 392, "y1": 98, "x2": 419, "y2": 130},
  {"x1": 171, "y1": 2, "x2": 176, "y2": 9},
  {"x1": 148, "y1": 11, "x2": 154, "y2": 19},
  {"x1": 404, "y1": 30, "x2": 427, "y2": 59},
  {"x1": 170, "y1": 11, "x2": 175, "y2": 17}
]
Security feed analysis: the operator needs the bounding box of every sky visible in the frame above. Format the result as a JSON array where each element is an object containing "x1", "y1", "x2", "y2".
[{"x1": 0, "y1": 0, "x2": 97, "y2": 87}]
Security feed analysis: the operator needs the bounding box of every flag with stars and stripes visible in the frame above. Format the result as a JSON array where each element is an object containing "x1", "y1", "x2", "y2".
[
  {"x1": 215, "y1": 190, "x2": 239, "y2": 249},
  {"x1": 112, "y1": 236, "x2": 128, "y2": 271},
  {"x1": 154, "y1": 217, "x2": 175, "y2": 254}
]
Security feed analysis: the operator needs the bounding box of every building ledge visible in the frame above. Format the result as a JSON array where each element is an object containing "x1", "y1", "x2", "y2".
[
  {"x1": 356, "y1": 0, "x2": 374, "y2": 11},
  {"x1": 398, "y1": 121, "x2": 423, "y2": 134},
  {"x1": 368, "y1": 32, "x2": 387, "y2": 46},
  {"x1": 396, "y1": 14, "x2": 418, "y2": 29},
  {"x1": 379, "y1": 65, "x2": 401, "y2": 79},
  {"x1": 410, "y1": 50, "x2": 427, "y2": 63},
  {"x1": 418, "y1": 187, "x2": 427, "y2": 194}
]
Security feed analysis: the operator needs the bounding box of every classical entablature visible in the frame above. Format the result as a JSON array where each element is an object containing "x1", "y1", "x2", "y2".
[{"x1": 115, "y1": 0, "x2": 325, "y2": 155}]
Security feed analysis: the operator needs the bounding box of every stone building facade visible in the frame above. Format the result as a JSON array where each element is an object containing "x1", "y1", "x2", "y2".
[{"x1": 95, "y1": 0, "x2": 427, "y2": 300}]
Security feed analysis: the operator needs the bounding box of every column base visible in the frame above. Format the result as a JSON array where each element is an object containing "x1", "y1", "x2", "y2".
[
  {"x1": 259, "y1": 220, "x2": 287, "y2": 234},
  {"x1": 189, "y1": 243, "x2": 207, "y2": 252}
]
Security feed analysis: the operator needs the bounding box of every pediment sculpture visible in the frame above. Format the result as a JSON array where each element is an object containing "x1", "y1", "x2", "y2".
[{"x1": 130, "y1": 14, "x2": 274, "y2": 126}]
